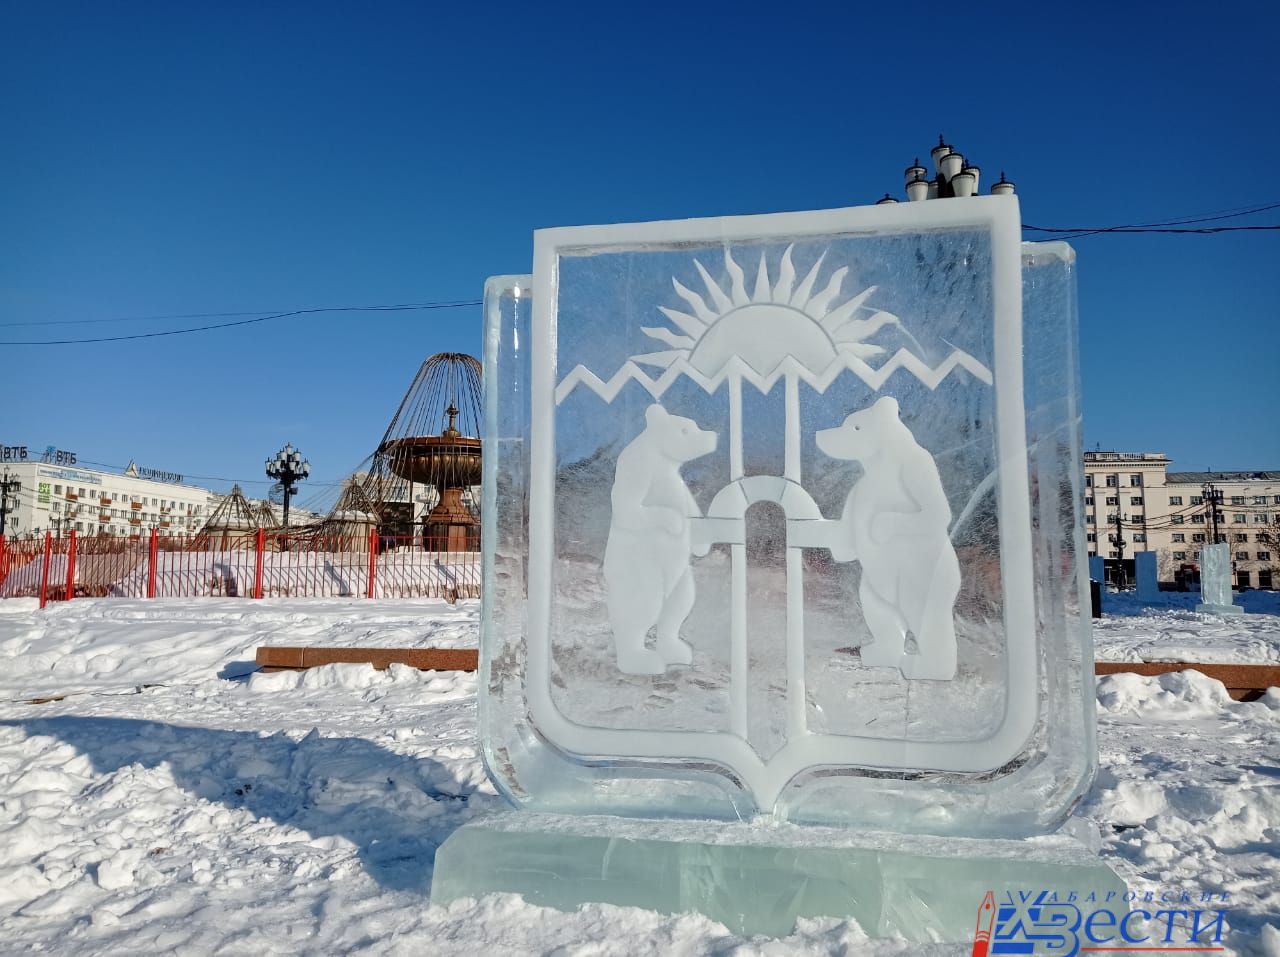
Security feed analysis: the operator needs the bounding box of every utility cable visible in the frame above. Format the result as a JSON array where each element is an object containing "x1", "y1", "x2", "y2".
[{"x1": 1, "y1": 300, "x2": 481, "y2": 346}]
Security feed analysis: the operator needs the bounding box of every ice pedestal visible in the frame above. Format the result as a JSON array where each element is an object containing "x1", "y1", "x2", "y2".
[
  {"x1": 1196, "y1": 543, "x2": 1244, "y2": 616},
  {"x1": 431, "y1": 812, "x2": 1127, "y2": 940},
  {"x1": 1134, "y1": 552, "x2": 1159, "y2": 602}
]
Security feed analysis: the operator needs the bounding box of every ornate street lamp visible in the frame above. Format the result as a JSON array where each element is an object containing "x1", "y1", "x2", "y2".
[
  {"x1": 895, "y1": 135, "x2": 1009, "y2": 203},
  {"x1": 265, "y1": 443, "x2": 310, "y2": 536}
]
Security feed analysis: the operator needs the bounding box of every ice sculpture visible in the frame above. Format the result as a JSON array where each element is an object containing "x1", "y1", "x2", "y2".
[
  {"x1": 1196, "y1": 542, "x2": 1244, "y2": 615},
  {"x1": 494, "y1": 198, "x2": 1066, "y2": 820},
  {"x1": 815, "y1": 395, "x2": 961, "y2": 680},
  {"x1": 1134, "y1": 551, "x2": 1159, "y2": 602},
  {"x1": 604, "y1": 403, "x2": 716, "y2": 674},
  {"x1": 433, "y1": 206, "x2": 1122, "y2": 939}
]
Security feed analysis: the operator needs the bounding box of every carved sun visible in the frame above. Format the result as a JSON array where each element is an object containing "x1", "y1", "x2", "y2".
[{"x1": 635, "y1": 245, "x2": 900, "y2": 377}]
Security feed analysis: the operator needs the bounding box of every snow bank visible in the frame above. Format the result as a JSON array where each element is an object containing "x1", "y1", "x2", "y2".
[
  {"x1": 248, "y1": 662, "x2": 472, "y2": 696},
  {"x1": 1096, "y1": 669, "x2": 1238, "y2": 718}
]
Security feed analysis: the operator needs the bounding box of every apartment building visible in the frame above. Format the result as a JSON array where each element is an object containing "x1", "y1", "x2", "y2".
[
  {"x1": 1165, "y1": 470, "x2": 1279, "y2": 590},
  {"x1": 1083, "y1": 452, "x2": 1279, "y2": 589},
  {"x1": 0, "y1": 460, "x2": 214, "y2": 539}
]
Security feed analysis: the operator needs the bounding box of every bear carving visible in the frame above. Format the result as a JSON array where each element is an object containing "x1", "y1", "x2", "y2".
[
  {"x1": 815, "y1": 395, "x2": 960, "y2": 680},
  {"x1": 604, "y1": 403, "x2": 717, "y2": 675}
]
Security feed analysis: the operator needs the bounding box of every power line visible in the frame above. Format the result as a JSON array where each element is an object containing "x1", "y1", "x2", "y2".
[
  {"x1": 6, "y1": 197, "x2": 1279, "y2": 341},
  {"x1": 1025, "y1": 199, "x2": 1280, "y2": 240},
  {"x1": 0, "y1": 300, "x2": 481, "y2": 346},
  {"x1": 1027, "y1": 223, "x2": 1279, "y2": 237},
  {"x1": 0, "y1": 301, "x2": 469, "y2": 329}
]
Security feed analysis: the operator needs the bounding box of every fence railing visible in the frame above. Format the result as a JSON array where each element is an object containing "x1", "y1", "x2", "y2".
[{"x1": 0, "y1": 529, "x2": 480, "y2": 608}]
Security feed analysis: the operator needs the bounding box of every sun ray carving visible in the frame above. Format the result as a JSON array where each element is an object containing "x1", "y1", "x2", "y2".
[
  {"x1": 694, "y1": 261, "x2": 733, "y2": 313},
  {"x1": 640, "y1": 326, "x2": 696, "y2": 349},
  {"x1": 790, "y1": 252, "x2": 826, "y2": 312},
  {"x1": 671, "y1": 278, "x2": 716, "y2": 325},
  {"x1": 772, "y1": 245, "x2": 796, "y2": 304},
  {"x1": 725, "y1": 250, "x2": 749, "y2": 307},
  {"x1": 639, "y1": 245, "x2": 901, "y2": 377}
]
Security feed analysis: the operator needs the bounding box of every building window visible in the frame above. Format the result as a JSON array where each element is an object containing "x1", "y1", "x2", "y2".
[
  {"x1": 1238, "y1": 571, "x2": 1252, "y2": 587},
  {"x1": 1108, "y1": 551, "x2": 1117, "y2": 558},
  {"x1": 1129, "y1": 474, "x2": 1142, "y2": 486},
  {"x1": 1172, "y1": 533, "x2": 1185, "y2": 542},
  {"x1": 54, "y1": 485, "x2": 62, "y2": 494},
  {"x1": 1254, "y1": 514, "x2": 1268, "y2": 524},
  {"x1": 1086, "y1": 532, "x2": 1096, "y2": 542},
  {"x1": 1134, "y1": 533, "x2": 1146, "y2": 542},
  {"x1": 1234, "y1": 533, "x2": 1248, "y2": 542},
  {"x1": 1106, "y1": 514, "x2": 1117, "y2": 524},
  {"x1": 1253, "y1": 496, "x2": 1268, "y2": 505},
  {"x1": 1132, "y1": 514, "x2": 1144, "y2": 522},
  {"x1": 1193, "y1": 533, "x2": 1206, "y2": 543},
  {"x1": 1173, "y1": 551, "x2": 1186, "y2": 560},
  {"x1": 1105, "y1": 496, "x2": 1119, "y2": 506},
  {"x1": 1260, "y1": 533, "x2": 1273, "y2": 544},
  {"x1": 76, "y1": 522, "x2": 83, "y2": 532},
  {"x1": 1191, "y1": 514, "x2": 1205, "y2": 524},
  {"x1": 1105, "y1": 475, "x2": 1118, "y2": 487},
  {"x1": 78, "y1": 488, "x2": 85, "y2": 497},
  {"x1": 1085, "y1": 515, "x2": 1094, "y2": 524},
  {"x1": 1192, "y1": 551, "x2": 1200, "y2": 560},
  {"x1": 1273, "y1": 496, "x2": 1280, "y2": 505},
  {"x1": 1231, "y1": 495, "x2": 1245, "y2": 505},
  {"x1": 1169, "y1": 495, "x2": 1183, "y2": 505},
  {"x1": 1190, "y1": 495, "x2": 1203, "y2": 505},
  {"x1": 1172, "y1": 515, "x2": 1185, "y2": 524},
  {"x1": 1131, "y1": 496, "x2": 1144, "y2": 506},
  {"x1": 1084, "y1": 496, "x2": 1094, "y2": 506},
  {"x1": 1260, "y1": 571, "x2": 1274, "y2": 589},
  {"x1": 1233, "y1": 514, "x2": 1247, "y2": 523},
  {"x1": 1236, "y1": 551, "x2": 1250, "y2": 560},
  {"x1": 1258, "y1": 551, "x2": 1273, "y2": 562}
]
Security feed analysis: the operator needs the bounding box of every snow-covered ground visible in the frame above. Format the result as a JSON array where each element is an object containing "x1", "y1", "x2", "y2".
[
  {"x1": 1095, "y1": 589, "x2": 1280, "y2": 663},
  {"x1": 0, "y1": 597, "x2": 1277, "y2": 955},
  {"x1": 0, "y1": 598, "x2": 476, "y2": 702}
]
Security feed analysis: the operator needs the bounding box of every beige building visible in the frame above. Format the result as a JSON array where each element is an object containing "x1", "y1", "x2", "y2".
[
  {"x1": 0, "y1": 460, "x2": 215, "y2": 539},
  {"x1": 1083, "y1": 452, "x2": 1279, "y2": 590}
]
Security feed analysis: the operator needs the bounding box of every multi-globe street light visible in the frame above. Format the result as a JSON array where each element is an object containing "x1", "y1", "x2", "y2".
[
  {"x1": 265, "y1": 443, "x2": 310, "y2": 535},
  {"x1": 876, "y1": 135, "x2": 1015, "y2": 205}
]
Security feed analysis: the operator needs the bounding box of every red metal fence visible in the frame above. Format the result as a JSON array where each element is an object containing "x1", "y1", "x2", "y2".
[{"x1": 0, "y1": 530, "x2": 480, "y2": 608}]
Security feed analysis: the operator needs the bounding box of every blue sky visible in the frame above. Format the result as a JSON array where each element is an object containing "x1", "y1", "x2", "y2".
[{"x1": 2, "y1": 1, "x2": 1276, "y2": 509}]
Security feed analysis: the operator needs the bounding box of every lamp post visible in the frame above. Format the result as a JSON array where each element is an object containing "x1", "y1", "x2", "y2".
[
  {"x1": 1202, "y1": 482, "x2": 1223, "y2": 544},
  {"x1": 265, "y1": 443, "x2": 310, "y2": 536},
  {"x1": 886, "y1": 135, "x2": 1014, "y2": 203}
]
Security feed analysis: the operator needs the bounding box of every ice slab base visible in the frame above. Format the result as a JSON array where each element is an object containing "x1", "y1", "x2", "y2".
[
  {"x1": 431, "y1": 812, "x2": 1128, "y2": 940},
  {"x1": 1195, "y1": 603, "x2": 1246, "y2": 617}
]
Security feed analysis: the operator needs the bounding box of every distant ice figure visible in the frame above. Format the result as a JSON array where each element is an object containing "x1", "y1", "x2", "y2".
[
  {"x1": 604, "y1": 404, "x2": 717, "y2": 674},
  {"x1": 815, "y1": 396, "x2": 960, "y2": 680},
  {"x1": 1196, "y1": 542, "x2": 1244, "y2": 616},
  {"x1": 1134, "y1": 552, "x2": 1159, "y2": 602}
]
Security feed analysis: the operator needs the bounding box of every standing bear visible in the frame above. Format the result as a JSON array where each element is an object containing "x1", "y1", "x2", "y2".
[
  {"x1": 604, "y1": 403, "x2": 717, "y2": 675},
  {"x1": 815, "y1": 395, "x2": 960, "y2": 680}
]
